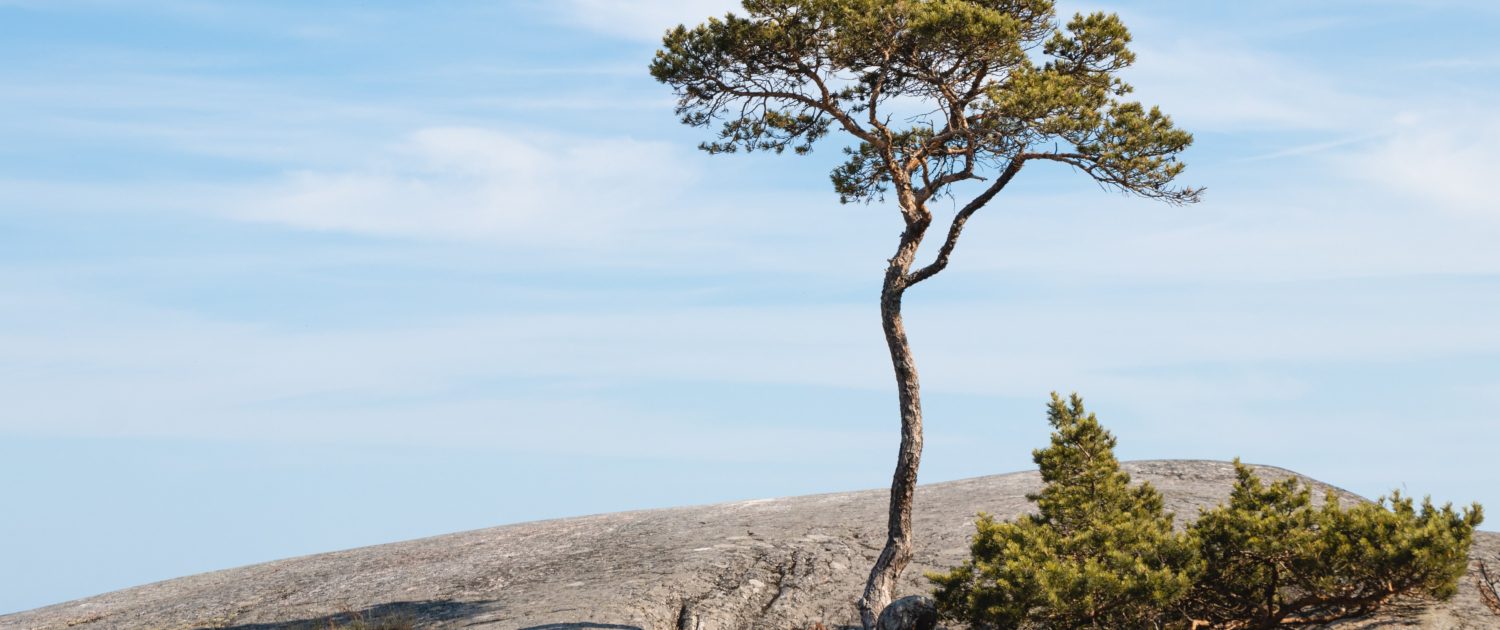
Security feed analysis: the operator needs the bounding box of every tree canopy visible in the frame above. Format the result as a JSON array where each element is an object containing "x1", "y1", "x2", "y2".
[{"x1": 651, "y1": 0, "x2": 1200, "y2": 236}]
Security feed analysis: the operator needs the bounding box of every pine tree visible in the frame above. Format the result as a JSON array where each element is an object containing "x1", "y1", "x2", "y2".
[
  {"x1": 930, "y1": 393, "x2": 1199, "y2": 629},
  {"x1": 1186, "y1": 462, "x2": 1483, "y2": 628},
  {"x1": 650, "y1": 3, "x2": 1201, "y2": 622}
]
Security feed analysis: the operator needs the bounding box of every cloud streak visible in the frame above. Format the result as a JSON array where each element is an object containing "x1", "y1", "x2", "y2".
[
  {"x1": 1338, "y1": 112, "x2": 1500, "y2": 218},
  {"x1": 240, "y1": 127, "x2": 702, "y2": 248},
  {"x1": 7, "y1": 267, "x2": 1500, "y2": 449}
]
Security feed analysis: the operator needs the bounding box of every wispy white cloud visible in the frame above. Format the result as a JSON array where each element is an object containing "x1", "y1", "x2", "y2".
[
  {"x1": 0, "y1": 282, "x2": 895, "y2": 460},
  {"x1": 2, "y1": 71, "x2": 423, "y2": 166},
  {"x1": 1237, "y1": 133, "x2": 1381, "y2": 162},
  {"x1": 1124, "y1": 41, "x2": 1377, "y2": 132},
  {"x1": 240, "y1": 127, "x2": 701, "y2": 248},
  {"x1": 1337, "y1": 111, "x2": 1500, "y2": 218},
  {"x1": 7, "y1": 262, "x2": 1500, "y2": 450}
]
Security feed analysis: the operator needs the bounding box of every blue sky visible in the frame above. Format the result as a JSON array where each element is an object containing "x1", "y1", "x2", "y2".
[{"x1": 3, "y1": 0, "x2": 1500, "y2": 614}]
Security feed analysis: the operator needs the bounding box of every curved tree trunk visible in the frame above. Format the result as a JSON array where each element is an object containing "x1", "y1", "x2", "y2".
[{"x1": 858, "y1": 220, "x2": 928, "y2": 629}]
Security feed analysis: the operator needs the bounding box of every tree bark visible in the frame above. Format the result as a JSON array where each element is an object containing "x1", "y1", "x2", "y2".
[{"x1": 858, "y1": 215, "x2": 929, "y2": 628}]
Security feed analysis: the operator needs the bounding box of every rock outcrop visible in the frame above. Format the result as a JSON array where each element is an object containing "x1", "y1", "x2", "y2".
[
  {"x1": 874, "y1": 596, "x2": 937, "y2": 630},
  {"x1": 3, "y1": 461, "x2": 1496, "y2": 629}
]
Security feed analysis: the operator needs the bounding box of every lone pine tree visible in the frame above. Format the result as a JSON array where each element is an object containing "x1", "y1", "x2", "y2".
[{"x1": 650, "y1": 2, "x2": 1199, "y2": 624}]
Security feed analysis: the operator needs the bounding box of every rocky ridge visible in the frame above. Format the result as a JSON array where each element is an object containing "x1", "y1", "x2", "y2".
[{"x1": 3, "y1": 460, "x2": 1496, "y2": 630}]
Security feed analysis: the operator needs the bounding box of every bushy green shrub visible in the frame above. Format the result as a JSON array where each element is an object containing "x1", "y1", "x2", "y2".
[
  {"x1": 931, "y1": 393, "x2": 1483, "y2": 629},
  {"x1": 1187, "y1": 462, "x2": 1482, "y2": 628},
  {"x1": 929, "y1": 393, "x2": 1199, "y2": 628}
]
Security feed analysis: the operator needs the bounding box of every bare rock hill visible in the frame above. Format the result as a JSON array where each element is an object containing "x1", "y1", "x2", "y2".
[{"x1": 5, "y1": 461, "x2": 1497, "y2": 630}]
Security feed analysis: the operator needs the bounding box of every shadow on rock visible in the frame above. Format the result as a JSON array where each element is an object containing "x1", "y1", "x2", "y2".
[
  {"x1": 516, "y1": 624, "x2": 645, "y2": 630},
  {"x1": 203, "y1": 599, "x2": 491, "y2": 630}
]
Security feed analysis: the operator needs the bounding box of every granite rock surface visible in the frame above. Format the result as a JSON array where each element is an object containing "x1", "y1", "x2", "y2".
[{"x1": 4, "y1": 460, "x2": 1496, "y2": 630}]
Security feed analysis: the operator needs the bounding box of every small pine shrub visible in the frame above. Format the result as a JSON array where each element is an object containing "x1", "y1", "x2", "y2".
[
  {"x1": 1186, "y1": 461, "x2": 1482, "y2": 628},
  {"x1": 929, "y1": 393, "x2": 1199, "y2": 629},
  {"x1": 931, "y1": 393, "x2": 1483, "y2": 629}
]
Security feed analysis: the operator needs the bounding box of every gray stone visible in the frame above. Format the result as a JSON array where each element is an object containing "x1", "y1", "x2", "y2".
[
  {"x1": 874, "y1": 595, "x2": 936, "y2": 630},
  {"x1": 1, "y1": 461, "x2": 1494, "y2": 629}
]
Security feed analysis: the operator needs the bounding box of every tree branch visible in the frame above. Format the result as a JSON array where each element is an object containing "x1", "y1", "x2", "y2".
[
  {"x1": 906, "y1": 157, "x2": 1025, "y2": 286},
  {"x1": 712, "y1": 76, "x2": 876, "y2": 145},
  {"x1": 913, "y1": 164, "x2": 977, "y2": 204},
  {"x1": 786, "y1": 59, "x2": 879, "y2": 144}
]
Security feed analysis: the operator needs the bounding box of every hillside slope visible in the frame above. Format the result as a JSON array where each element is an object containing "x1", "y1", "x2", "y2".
[{"x1": 4, "y1": 460, "x2": 1496, "y2": 630}]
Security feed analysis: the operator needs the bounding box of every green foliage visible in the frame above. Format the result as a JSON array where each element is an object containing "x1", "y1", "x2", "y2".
[
  {"x1": 929, "y1": 393, "x2": 1198, "y2": 629},
  {"x1": 1187, "y1": 462, "x2": 1483, "y2": 628},
  {"x1": 931, "y1": 395, "x2": 1484, "y2": 630},
  {"x1": 650, "y1": 0, "x2": 1200, "y2": 208}
]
